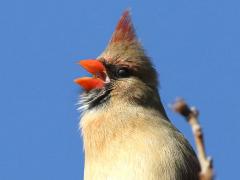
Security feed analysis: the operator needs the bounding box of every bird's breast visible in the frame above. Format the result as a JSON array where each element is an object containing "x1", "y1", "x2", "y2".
[{"x1": 81, "y1": 105, "x2": 199, "y2": 180}]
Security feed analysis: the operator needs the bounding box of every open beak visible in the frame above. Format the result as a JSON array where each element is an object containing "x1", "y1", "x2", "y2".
[{"x1": 74, "y1": 59, "x2": 107, "y2": 91}]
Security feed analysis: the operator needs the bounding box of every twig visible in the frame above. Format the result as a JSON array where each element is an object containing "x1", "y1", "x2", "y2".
[{"x1": 171, "y1": 98, "x2": 214, "y2": 180}]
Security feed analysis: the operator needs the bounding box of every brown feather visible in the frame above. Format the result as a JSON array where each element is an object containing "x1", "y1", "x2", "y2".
[
  {"x1": 110, "y1": 10, "x2": 136, "y2": 44},
  {"x1": 79, "y1": 10, "x2": 200, "y2": 180}
]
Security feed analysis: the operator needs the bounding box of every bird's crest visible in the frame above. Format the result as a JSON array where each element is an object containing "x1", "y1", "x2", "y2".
[
  {"x1": 109, "y1": 10, "x2": 137, "y2": 44},
  {"x1": 100, "y1": 10, "x2": 145, "y2": 61}
]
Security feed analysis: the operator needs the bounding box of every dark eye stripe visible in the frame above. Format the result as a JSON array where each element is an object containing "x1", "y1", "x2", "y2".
[{"x1": 100, "y1": 59, "x2": 132, "y2": 79}]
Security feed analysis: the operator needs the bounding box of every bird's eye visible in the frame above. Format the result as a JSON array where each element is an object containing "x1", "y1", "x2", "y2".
[{"x1": 116, "y1": 67, "x2": 130, "y2": 78}]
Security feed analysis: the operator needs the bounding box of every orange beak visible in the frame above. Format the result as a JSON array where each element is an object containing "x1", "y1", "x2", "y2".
[{"x1": 74, "y1": 59, "x2": 106, "y2": 91}]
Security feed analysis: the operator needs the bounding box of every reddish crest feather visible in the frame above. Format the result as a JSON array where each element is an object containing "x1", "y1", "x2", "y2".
[{"x1": 110, "y1": 10, "x2": 137, "y2": 44}]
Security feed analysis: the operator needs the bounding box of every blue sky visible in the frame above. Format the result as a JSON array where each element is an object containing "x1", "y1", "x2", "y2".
[{"x1": 0, "y1": 0, "x2": 239, "y2": 179}]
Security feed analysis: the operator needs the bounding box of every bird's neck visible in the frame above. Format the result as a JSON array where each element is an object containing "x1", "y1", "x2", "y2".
[{"x1": 80, "y1": 96, "x2": 167, "y2": 158}]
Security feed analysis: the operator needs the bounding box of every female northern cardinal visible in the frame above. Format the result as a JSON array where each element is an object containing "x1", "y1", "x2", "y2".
[{"x1": 75, "y1": 11, "x2": 200, "y2": 180}]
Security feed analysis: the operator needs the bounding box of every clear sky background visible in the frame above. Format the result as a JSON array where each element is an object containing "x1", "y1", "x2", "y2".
[{"x1": 0, "y1": 0, "x2": 239, "y2": 179}]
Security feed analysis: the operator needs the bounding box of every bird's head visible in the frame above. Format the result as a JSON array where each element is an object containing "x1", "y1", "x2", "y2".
[{"x1": 75, "y1": 11, "x2": 165, "y2": 114}]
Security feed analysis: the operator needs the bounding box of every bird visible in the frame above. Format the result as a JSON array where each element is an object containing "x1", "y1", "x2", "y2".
[{"x1": 74, "y1": 10, "x2": 200, "y2": 180}]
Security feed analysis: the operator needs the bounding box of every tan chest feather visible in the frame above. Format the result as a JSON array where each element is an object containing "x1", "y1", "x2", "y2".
[{"x1": 80, "y1": 106, "x2": 189, "y2": 180}]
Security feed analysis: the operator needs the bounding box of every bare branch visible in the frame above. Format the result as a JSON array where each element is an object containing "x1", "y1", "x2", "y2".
[{"x1": 171, "y1": 98, "x2": 214, "y2": 180}]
